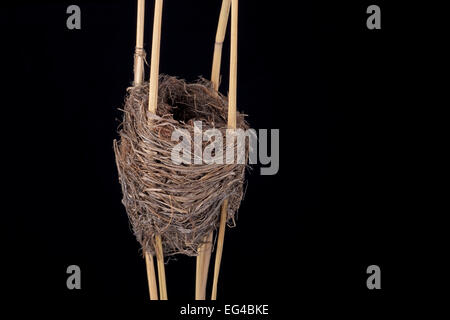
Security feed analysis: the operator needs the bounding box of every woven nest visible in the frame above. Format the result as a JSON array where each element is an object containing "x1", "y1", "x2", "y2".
[{"x1": 114, "y1": 75, "x2": 249, "y2": 256}]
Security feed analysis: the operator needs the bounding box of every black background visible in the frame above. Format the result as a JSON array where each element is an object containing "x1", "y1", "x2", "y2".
[{"x1": 1, "y1": 0, "x2": 431, "y2": 316}]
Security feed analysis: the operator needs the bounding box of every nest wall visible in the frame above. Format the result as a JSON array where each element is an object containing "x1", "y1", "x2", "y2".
[{"x1": 114, "y1": 75, "x2": 248, "y2": 256}]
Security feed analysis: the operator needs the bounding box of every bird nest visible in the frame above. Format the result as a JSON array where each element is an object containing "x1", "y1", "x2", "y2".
[{"x1": 114, "y1": 75, "x2": 249, "y2": 256}]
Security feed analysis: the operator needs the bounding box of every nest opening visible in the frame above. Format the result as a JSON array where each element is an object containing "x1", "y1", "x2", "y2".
[{"x1": 114, "y1": 75, "x2": 249, "y2": 256}]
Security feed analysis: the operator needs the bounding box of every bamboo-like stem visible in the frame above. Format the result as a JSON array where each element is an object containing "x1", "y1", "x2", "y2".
[
  {"x1": 211, "y1": 199, "x2": 229, "y2": 300},
  {"x1": 200, "y1": 233, "x2": 213, "y2": 297},
  {"x1": 147, "y1": 0, "x2": 167, "y2": 300},
  {"x1": 195, "y1": 233, "x2": 213, "y2": 299},
  {"x1": 195, "y1": 235, "x2": 205, "y2": 299},
  {"x1": 211, "y1": 0, "x2": 231, "y2": 91},
  {"x1": 227, "y1": 0, "x2": 238, "y2": 130},
  {"x1": 196, "y1": 0, "x2": 231, "y2": 300},
  {"x1": 148, "y1": 0, "x2": 163, "y2": 113},
  {"x1": 144, "y1": 250, "x2": 159, "y2": 300},
  {"x1": 196, "y1": 0, "x2": 232, "y2": 300},
  {"x1": 195, "y1": 235, "x2": 207, "y2": 299},
  {"x1": 211, "y1": 0, "x2": 238, "y2": 301},
  {"x1": 155, "y1": 235, "x2": 168, "y2": 300},
  {"x1": 134, "y1": 0, "x2": 159, "y2": 301},
  {"x1": 133, "y1": 0, "x2": 146, "y2": 85}
]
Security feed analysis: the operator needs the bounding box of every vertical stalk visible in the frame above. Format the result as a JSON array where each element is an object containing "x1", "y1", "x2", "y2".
[
  {"x1": 211, "y1": 0, "x2": 238, "y2": 301},
  {"x1": 211, "y1": 0, "x2": 231, "y2": 91},
  {"x1": 144, "y1": 250, "x2": 159, "y2": 300},
  {"x1": 147, "y1": 0, "x2": 167, "y2": 300},
  {"x1": 196, "y1": 0, "x2": 232, "y2": 300},
  {"x1": 148, "y1": 0, "x2": 163, "y2": 113},
  {"x1": 133, "y1": 0, "x2": 146, "y2": 85}
]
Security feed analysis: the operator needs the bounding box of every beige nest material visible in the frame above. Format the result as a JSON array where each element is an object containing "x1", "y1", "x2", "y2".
[{"x1": 114, "y1": 75, "x2": 248, "y2": 256}]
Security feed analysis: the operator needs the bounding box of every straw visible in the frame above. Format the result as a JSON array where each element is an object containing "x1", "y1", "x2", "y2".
[
  {"x1": 148, "y1": 0, "x2": 167, "y2": 300},
  {"x1": 196, "y1": 0, "x2": 231, "y2": 300},
  {"x1": 211, "y1": 0, "x2": 238, "y2": 300}
]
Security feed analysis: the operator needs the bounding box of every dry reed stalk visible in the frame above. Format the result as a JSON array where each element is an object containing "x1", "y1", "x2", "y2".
[
  {"x1": 155, "y1": 234, "x2": 168, "y2": 300},
  {"x1": 195, "y1": 235, "x2": 208, "y2": 299},
  {"x1": 195, "y1": 243, "x2": 204, "y2": 299},
  {"x1": 196, "y1": 233, "x2": 213, "y2": 299},
  {"x1": 148, "y1": 0, "x2": 163, "y2": 114},
  {"x1": 196, "y1": 0, "x2": 232, "y2": 300},
  {"x1": 211, "y1": 198, "x2": 229, "y2": 299},
  {"x1": 200, "y1": 233, "x2": 213, "y2": 296},
  {"x1": 148, "y1": 0, "x2": 167, "y2": 300},
  {"x1": 211, "y1": 0, "x2": 231, "y2": 91},
  {"x1": 134, "y1": 0, "x2": 159, "y2": 301},
  {"x1": 133, "y1": 0, "x2": 146, "y2": 85},
  {"x1": 227, "y1": 0, "x2": 238, "y2": 130},
  {"x1": 211, "y1": 0, "x2": 238, "y2": 300},
  {"x1": 144, "y1": 250, "x2": 159, "y2": 300}
]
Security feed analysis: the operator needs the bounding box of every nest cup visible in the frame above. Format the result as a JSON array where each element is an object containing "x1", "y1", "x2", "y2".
[{"x1": 114, "y1": 75, "x2": 249, "y2": 256}]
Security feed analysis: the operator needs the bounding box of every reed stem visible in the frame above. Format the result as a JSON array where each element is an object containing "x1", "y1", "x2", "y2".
[
  {"x1": 147, "y1": 0, "x2": 167, "y2": 300},
  {"x1": 195, "y1": 237, "x2": 205, "y2": 299},
  {"x1": 148, "y1": 0, "x2": 163, "y2": 113},
  {"x1": 196, "y1": 233, "x2": 213, "y2": 299},
  {"x1": 144, "y1": 250, "x2": 159, "y2": 300},
  {"x1": 133, "y1": 0, "x2": 146, "y2": 85},
  {"x1": 211, "y1": 198, "x2": 229, "y2": 300},
  {"x1": 134, "y1": 0, "x2": 159, "y2": 301},
  {"x1": 195, "y1": 0, "x2": 232, "y2": 300},
  {"x1": 211, "y1": 0, "x2": 238, "y2": 300},
  {"x1": 211, "y1": 0, "x2": 231, "y2": 91},
  {"x1": 155, "y1": 235, "x2": 167, "y2": 299}
]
